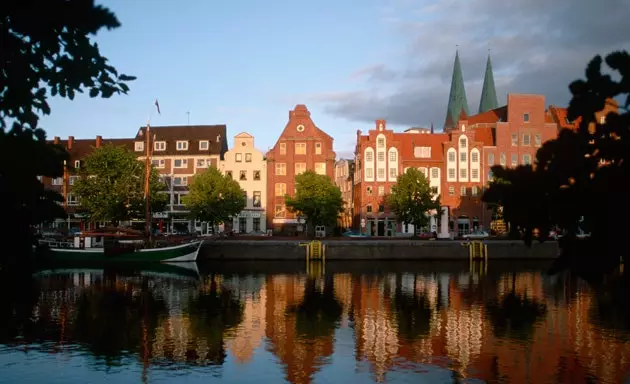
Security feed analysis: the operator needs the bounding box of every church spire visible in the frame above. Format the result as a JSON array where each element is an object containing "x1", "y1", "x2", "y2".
[
  {"x1": 444, "y1": 50, "x2": 470, "y2": 130},
  {"x1": 478, "y1": 53, "x2": 498, "y2": 113}
]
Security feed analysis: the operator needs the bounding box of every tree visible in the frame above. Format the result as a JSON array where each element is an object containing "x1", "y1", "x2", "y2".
[
  {"x1": 285, "y1": 171, "x2": 344, "y2": 232},
  {"x1": 1, "y1": 1, "x2": 135, "y2": 262},
  {"x1": 72, "y1": 144, "x2": 167, "y2": 224},
  {"x1": 387, "y1": 168, "x2": 440, "y2": 233},
  {"x1": 182, "y1": 167, "x2": 245, "y2": 228}
]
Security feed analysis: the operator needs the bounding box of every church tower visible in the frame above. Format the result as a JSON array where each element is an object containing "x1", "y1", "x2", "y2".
[
  {"x1": 443, "y1": 50, "x2": 470, "y2": 131},
  {"x1": 478, "y1": 54, "x2": 498, "y2": 113}
]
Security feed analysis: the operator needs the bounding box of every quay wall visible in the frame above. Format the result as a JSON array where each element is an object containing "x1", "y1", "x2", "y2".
[{"x1": 199, "y1": 239, "x2": 559, "y2": 261}]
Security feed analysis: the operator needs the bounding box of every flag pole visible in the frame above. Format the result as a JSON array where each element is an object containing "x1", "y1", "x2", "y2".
[{"x1": 144, "y1": 99, "x2": 161, "y2": 241}]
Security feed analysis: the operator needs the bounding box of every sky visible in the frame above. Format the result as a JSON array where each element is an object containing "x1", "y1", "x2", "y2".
[{"x1": 41, "y1": 0, "x2": 630, "y2": 159}]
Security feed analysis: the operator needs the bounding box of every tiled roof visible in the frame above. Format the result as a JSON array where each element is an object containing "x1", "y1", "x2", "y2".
[
  {"x1": 135, "y1": 125, "x2": 228, "y2": 157},
  {"x1": 473, "y1": 127, "x2": 495, "y2": 146},
  {"x1": 466, "y1": 106, "x2": 508, "y2": 125},
  {"x1": 548, "y1": 106, "x2": 579, "y2": 130}
]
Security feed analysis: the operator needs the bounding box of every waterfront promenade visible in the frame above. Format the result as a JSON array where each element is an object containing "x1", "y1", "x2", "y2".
[{"x1": 200, "y1": 238, "x2": 559, "y2": 261}]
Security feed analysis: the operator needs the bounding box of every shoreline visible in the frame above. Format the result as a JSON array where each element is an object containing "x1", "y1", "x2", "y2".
[{"x1": 200, "y1": 239, "x2": 559, "y2": 261}]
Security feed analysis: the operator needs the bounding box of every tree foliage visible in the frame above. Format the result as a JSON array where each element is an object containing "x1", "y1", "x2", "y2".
[
  {"x1": 387, "y1": 168, "x2": 440, "y2": 230},
  {"x1": 483, "y1": 50, "x2": 630, "y2": 252},
  {"x1": 72, "y1": 145, "x2": 167, "y2": 223},
  {"x1": 182, "y1": 167, "x2": 246, "y2": 227},
  {"x1": 285, "y1": 171, "x2": 344, "y2": 229},
  {"x1": 0, "y1": 1, "x2": 135, "y2": 261}
]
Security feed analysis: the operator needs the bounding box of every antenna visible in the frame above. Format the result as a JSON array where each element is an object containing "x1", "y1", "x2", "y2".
[{"x1": 187, "y1": 111, "x2": 190, "y2": 125}]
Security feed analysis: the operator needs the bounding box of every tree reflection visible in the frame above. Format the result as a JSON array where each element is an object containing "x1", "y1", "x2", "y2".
[
  {"x1": 288, "y1": 275, "x2": 342, "y2": 339},
  {"x1": 392, "y1": 274, "x2": 432, "y2": 341},
  {"x1": 187, "y1": 274, "x2": 244, "y2": 364},
  {"x1": 485, "y1": 272, "x2": 547, "y2": 341},
  {"x1": 0, "y1": 267, "x2": 41, "y2": 343},
  {"x1": 589, "y1": 274, "x2": 630, "y2": 335},
  {"x1": 73, "y1": 277, "x2": 166, "y2": 363}
]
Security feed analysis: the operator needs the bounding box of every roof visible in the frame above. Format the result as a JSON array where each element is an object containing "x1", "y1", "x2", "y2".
[
  {"x1": 466, "y1": 105, "x2": 508, "y2": 125},
  {"x1": 48, "y1": 137, "x2": 134, "y2": 162},
  {"x1": 399, "y1": 132, "x2": 449, "y2": 162},
  {"x1": 444, "y1": 50, "x2": 470, "y2": 130},
  {"x1": 478, "y1": 55, "x2": 499, "y2": 113},
  {"x1": 136, "y1": 125, "x2": 228, "y2": 157},
  {"x1": 473, "y1": 127, "x2": 496, "y2": 146},
  {"x1": 548, "y1": 106, "x2": 579, "y2": 130}
]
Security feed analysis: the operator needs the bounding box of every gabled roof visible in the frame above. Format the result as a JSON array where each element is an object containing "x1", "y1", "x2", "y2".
[
  {"x1": 136, "y1": 125, "x2": 228, "y2": 156},
  {"x1": 466, "y1": 105, "x2": 508, "y2": 125}
]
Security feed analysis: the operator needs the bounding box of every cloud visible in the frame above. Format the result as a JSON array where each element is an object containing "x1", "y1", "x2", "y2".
[{"x1": 310, "y1": 0, "x2": 630, "y2": 129}]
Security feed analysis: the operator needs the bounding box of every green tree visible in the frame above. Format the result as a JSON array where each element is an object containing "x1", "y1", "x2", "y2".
[
  {"x1": 72, "y1": 144, "x2": 167, "y2": 224},
  {"x1": 387, "y1": 168, "x2": 440, "y2": 232},
  {"x1": 1, "y1": 1, "x2": 135, "y2": 262},
  {"x1": 182, "y1": 167, "x2": 245, "y2": 228},
  {"x1": 285, "y1": 170, "x2": 344, "y2": 232}
]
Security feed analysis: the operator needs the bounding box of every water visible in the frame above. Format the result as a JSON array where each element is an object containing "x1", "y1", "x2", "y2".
[{"x1": 1, "y1": 260, "x2": 629, "y2": 384}]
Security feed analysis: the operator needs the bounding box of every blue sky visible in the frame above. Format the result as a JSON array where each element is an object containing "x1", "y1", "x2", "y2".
[{"x1": 40, "y1": 0, "x2": 629, "y2": 158}]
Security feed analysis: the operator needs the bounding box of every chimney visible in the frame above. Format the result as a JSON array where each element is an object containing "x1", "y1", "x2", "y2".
[
  {"x1": 67, "y1": 136, "x2": 74, "y2": 150},
  {"x1": 96, "y1": 135, "x2": 103, "y2": 148},
  {"x1": 53, "y1": 136, "x2": 60, "y2": 144}
]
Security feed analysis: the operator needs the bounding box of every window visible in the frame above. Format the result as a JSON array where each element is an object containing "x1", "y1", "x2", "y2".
[
  {"x1": 173, "y1": 159, "x2": 188, "y2": 168},
  {"x1": 253, "y1": 218, "x2": 261, "y2": 232},
  {"x1": 377, "y1": 168, "x2": 385, "y2": 179},
  {"x1": 471, "y1": 152, "x2": 479, "y2": 162},
  {"x1": 431, "y1": 168, "x2": 439, "y2": 179},
  {"x1": 239, "y1": 170, "x2": 247, "y2": 181},
  {"x1": 225, "y1": 171, "x2": 233, "y2": 179},
  {"x1": 365, "y1": 168, "x2": 373, "y2": 178},
  {"x1": 154, "y1": 141, "x2": 166, "y2": 151},
  {"x1": 242, "y1": 191, "x2": 248, "y2": 204},
  {"x1": 431, "y1": 187, "x2": 438, "y2": 194},
  {"x1": 460, "y1": 152, "x2": 467, "y2": 162},
  {"x1": 315, "y1": 142, "x2": 322, "y2": 155},
  {"x1": 279, "y1": 143, "x2": 286, "y2": 155},
  {"x1": 245, "y1": 153, "x2": 252, "y2": 162},
  {"x1": 253, "y1": 191, "x2": 261, "y2": 207},
  {"x1": 366, "y1": 186, "x2": 373, "y2": 196},
  {"x1": 52, "y1": 176, "x2": 63, "y2": 185},
  {"x1": 389, "y1": 168, "x2": 397, "y2": 179},
  {"x1": 377, "y1": 137, "x2": 385, "y2": 148},
  {"x1": 295, "y1": 143, "x2": 306, "y2": 155},
  {"x1": 389, "y1": 151, "x2": 397, "y2": 162},
  {"x1": 472, "y1": 169, "x2": 479, "y2": 179},
  {"x1": 459, "y1": 138, "x2": 467, "y2": 148},
  {"x1": 488, "y1": 170, "x2": 494, "y2": 180},
  {"x1": 275, "y1": 163, "x2": 286, "y2": 176},
  {"x1": 511, "y1": 154, "x2": 517, "y2": 166},
  {"x1": 460, "y1": 186, "x2": 466, "y2": 196},
  {"x1": 274, "y1": 204, "x2": 285, "y2": 218},
  {"x1": 500, "y1": 153, "x2": 506, "y2": 166},
  {"x1": 275, "y1": 183, "x2": 286, "y2": 196},
  {"x1": 135, "y1": 141, "x2": 144, "y2": 152},
  {"x1": 176, "y1": 141, "x2": 188, "y2": 151},
  {"x1": 448, "y1": 168, "x2": 456, "y2": 179},
  {"x1": 488, "y1": 153, "x2": 495, "y2": 165},
  {"x1": 511, "y1": 134, "x2": 518, "y2": 146},
  {"x1": 448, "y1": 186, "x2": 455, "y2": 196},
  {"x1": 199, "y1": 141, "x2": 209, "y2": 150},
  {"x1": 414, "y1": 146, "x2": 431, "y2": 158},
  {"x1": 365, "y1": 151, "x2": 373, "y2": 162},
  {"x1": 366, "y1": 205, "x2": 372, "y2": 213},
  {"x1": 377, "y1": 152, "x2": 385, "y2": 162},
  {"x1": 472, "y1": 186, "x2": 478, "y2": 196},
  {"x1": 152, "y1": 159, "x2": 165, "y2": 168},
  {"x1": 460, "y1": 168, "x2": 467, "y2": 179},
  {"x1": 173, "y1": 176, "x2": 187, "y2": 186},
  {"x1": 69, "y1": 176, "x2": 78, "y2": 185},
  {"x1": 523, "y1": 134, "x2": 531, "y2": 146},
  {"x1": 448, "y1": 151, "x2": 456, "y2": 162},
  {"x1": 524, "y1": 113, "x2": 530, "y2": 122},
  {"x1": 196, "y1": 159, "x2": 207, "y2": 168},
  {"x1": 379, "y1": 204, "x2": 384, "y2": 213},
  {"x1": 378, "y1": 186, "x2": 385, "y2": 196},
  {"x1": 67, "y1": 194, "x2": 78, "y2": 206},
  {"x1": 523, "y1": 154, "x2": 531, "y2": 165},
  {"x1": 235, "y1": 153, "x2": 242, "y2": 162},
  {"x1": 253, "y1": 170, "x2": 261, "y2": 180},
  {"x1": 535, "y1": 133, "x2": 541, "y2": 147},
  {"x1": 315, "y1": 162, "x2": 326, "y2": 175},
  {"x1": 600, "y1": 116, "x2": 606, "y2": 124},
  {"x1": 295, "y1": 163, "x2": 306, "y2": 175}
]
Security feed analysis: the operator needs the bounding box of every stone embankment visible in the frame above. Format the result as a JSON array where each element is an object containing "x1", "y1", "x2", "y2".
[{"x1": 199, "y1": 238, "x2": 559, "y2": 261}]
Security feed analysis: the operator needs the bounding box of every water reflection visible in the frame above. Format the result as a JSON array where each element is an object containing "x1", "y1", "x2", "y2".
[{"x1": 1, "y1": 262, "x2": 630, "y2": 383}]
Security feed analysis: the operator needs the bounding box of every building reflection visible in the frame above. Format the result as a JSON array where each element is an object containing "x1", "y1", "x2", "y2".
[{"x1": 15, "y1": 267, "x2": 630, "y2": 384}]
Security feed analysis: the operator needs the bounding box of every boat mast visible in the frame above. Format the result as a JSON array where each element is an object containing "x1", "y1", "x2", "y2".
[{"x1": 144, "y1": 121, "x2": 152, "y2": 239}]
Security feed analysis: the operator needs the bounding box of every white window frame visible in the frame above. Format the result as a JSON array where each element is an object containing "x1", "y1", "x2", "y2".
[
  {"x1": 154, "y1": 141, "x2": 166, "y2": 151},
  {"x1": 173, "y1": 159, "x2": 188, "y2": 168},
  {"x1": 199, "y1": 140, "x2": 209, "y2": 150},
  {"x1": 176, "y1": 141, "x2": 189, "y2": 151},
  {"x1": 135, "y1": 141, "x2": 144, "y2": 152}
]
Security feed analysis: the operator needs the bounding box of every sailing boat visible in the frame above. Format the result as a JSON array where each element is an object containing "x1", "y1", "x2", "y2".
[{"x1": 37, "y1": 111, "x2": 203, "y2": 263}]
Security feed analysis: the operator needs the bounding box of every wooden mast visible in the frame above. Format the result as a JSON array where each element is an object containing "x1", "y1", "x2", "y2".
[{"x1": 144, "y1": 122, "x2": 152, "y2": 240}]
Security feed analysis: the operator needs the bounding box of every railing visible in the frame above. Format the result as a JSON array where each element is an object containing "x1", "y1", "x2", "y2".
[{"x1": 300, "y1": 240, "x2": 326, "y2": 277}]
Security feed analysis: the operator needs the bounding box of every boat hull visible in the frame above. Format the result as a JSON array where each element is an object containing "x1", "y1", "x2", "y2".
[{"x1": 37, "y1": 241, "x2": 203, "y2": 263}]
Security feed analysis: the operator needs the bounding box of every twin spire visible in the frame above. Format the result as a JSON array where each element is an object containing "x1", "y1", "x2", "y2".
[{"x1": 443, "y1": 50, "x2": 498, "y2": 130}]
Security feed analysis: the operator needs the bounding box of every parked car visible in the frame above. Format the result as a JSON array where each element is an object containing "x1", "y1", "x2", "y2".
[{"x1": 462, "y1": 230, "x2": 489, "y2": 240}]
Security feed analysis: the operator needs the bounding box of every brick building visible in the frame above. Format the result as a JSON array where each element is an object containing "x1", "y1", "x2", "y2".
[
  {"x1": 265, "y1": 105, "x2": 336, "y2": 234},
  {"x1": 353, "y1": 121, "x2": 446, "y2": 236},
  {"x1": 334, "y1": 159, "x2": 354, "y2": 230}
]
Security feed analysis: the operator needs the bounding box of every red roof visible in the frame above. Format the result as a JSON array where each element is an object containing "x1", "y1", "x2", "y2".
[{"x1": 466, "y1": 106, "x2": 508, "y2": 125}]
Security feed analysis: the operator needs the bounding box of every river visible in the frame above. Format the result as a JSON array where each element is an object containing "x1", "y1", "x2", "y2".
[{"x1": 0, "y1": 260, "x2": 628, "y2": 383}]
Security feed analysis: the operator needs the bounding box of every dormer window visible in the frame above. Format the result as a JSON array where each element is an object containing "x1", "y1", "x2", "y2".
[
  {"x1": 199, "y1": 140, "x2": 209, "y2": 150},
  {"x1": 74, "y1": 160, "x2": 81, "y2": 169},
  {"x1": 176, "y1": 141, "x2": 188, "y2": 151},
  {"x1": 154, "y1": 141, "x2": 166, "y2": 151},
  {"x1": 135, "y1": 141, "x2": 144, "y2": 152}
]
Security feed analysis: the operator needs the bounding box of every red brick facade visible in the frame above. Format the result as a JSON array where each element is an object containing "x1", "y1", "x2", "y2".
[{"x1": 265, "y1": 105, "x2": 336, "y2": 234}]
